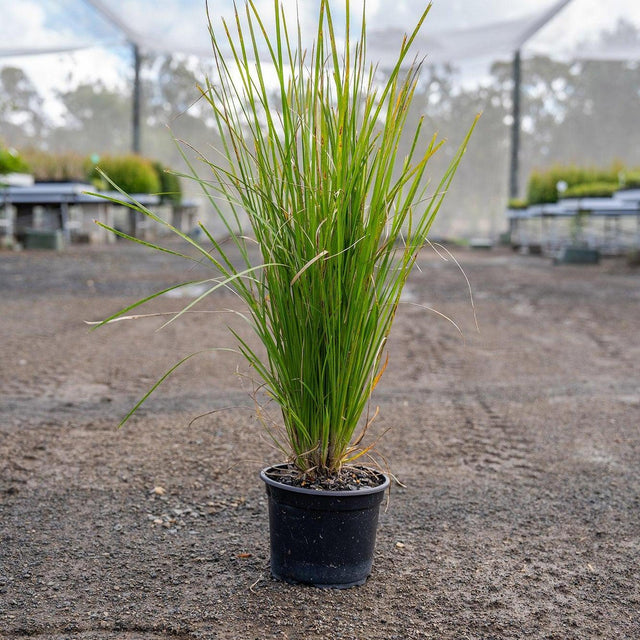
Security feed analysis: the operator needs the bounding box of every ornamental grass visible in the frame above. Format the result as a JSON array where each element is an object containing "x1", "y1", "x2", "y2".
[{"x1": 95, "y1": 0, "x2": 478, "y2": 478}]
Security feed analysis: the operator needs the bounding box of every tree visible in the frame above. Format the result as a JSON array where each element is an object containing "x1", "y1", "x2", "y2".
[
  {"x1": 140, "y1": 54, "x2": 225, "y2": 200},
  {"x1": 48, "y1": 82, "x2": 131, "y2": 155},
  {"x1": 0, "y1": 67, "x2": 47, "y2": 146}
]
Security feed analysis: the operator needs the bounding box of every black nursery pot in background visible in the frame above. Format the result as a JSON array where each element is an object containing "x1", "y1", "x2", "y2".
[{"x1": 260, "y1": 465, "x2": 390, "y2": 588}]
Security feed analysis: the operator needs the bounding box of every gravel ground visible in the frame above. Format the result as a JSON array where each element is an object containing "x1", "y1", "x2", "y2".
[{"x1": 1, "y1": 239, "x2": 639, "y2": 639}]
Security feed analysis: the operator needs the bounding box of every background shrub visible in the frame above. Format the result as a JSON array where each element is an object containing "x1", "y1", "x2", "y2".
[
  {"x1": 527, "y1": 163, "x2": 623, "y2": 204},
  {"x1": 152, "y1": 161, "x2": 182, "y2": 204},
  {"x1": 527, "y1": 169, "x2": 559, "y2": 205},
  {"x1": 620, "y1": 170, "x2": 640, "y2": 190},
  {"x1": 4, "y1": 146, "x2": 180, "y2": 198},
  {"x1": 507, "y1": 198, "x2": 528, "y2": 209},
  {"x1": 89, "y1": 154, "x2": 161, "y2": 194},
  {"x1": 20, "y1": 148, "x2": 87, "y2": 181},
  {"x1": 561, "y1": 181, "x2": 619, "y2": 198},
  {"x1": 0, "y1": 145, "x2": 29, "y2": 174}
]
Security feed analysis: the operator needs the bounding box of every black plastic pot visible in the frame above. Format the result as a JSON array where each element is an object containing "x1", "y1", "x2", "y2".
[
  {"x1": 260, "y1": 465, "x2": 389, "y2": 588},
  {"x1": 556, "y1": 245, "x2": 600, "y2": 264}
]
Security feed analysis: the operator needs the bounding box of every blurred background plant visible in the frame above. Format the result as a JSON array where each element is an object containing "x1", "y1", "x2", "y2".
[
  {"x1": 561, "y1": 181, "x2": 620, "y2": 199},
  {"x1": 0, "y1": 144, "x2": 29, "y2": 174},
  {"x1": 152, "y1": 161, "x2": 182, "y2": 204},
  {"x1": 20, "y1": 148, "x2": 88, "y2": 182},
  {"x1": 87, "y1": 154, "x2": 160, "y2": 194},
  {"x1": 526, "y1": 162, "x2": 637, "y2": 204},
  {"x1": 5, "y1": 146, "x2": 180, "y2": 199}
]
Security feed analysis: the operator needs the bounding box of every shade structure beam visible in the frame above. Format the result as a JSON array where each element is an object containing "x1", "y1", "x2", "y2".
[
  {"x1": 507, "y1": 0, "x2": 575, "y2": 201},
  {"x1": 81, "y1": 0, "x2": 145, "y2": 154}
]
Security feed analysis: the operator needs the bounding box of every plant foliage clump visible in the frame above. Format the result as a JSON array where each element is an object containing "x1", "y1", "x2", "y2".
[
  {"x1": 0, "y1": 145, "x2": 29, "y2": 174},
  {"x1": 527, "y1": 169, "x2": 560, "y2": 205},
  {"x1": 526, "y1": 163, "x2": 623, "y2": 205},
  {"x1": 89, "y1": 154, "x2": 161, "y2": 194},
  {"x1": 561, "y1": 181, "x2": 619, "y2": 199},
  {"x1": 152, "y1": 161, "x2": 182, "y2": 204},
  {"x1": 20, "y1": 148, "x2": 88, "y2": 182},
  {"x1": 507, "y1": 198, "x2": 528, "y2": 210},
  {"x1": 97, "y1": 0, "x2": 477, "y2": 478},
  {"x1": 620, "y1": 170, "x2": 640, "y2": 190}
]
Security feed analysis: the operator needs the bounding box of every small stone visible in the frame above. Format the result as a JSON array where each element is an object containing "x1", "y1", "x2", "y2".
[
  {"x1": 152, "y1": 486, "x2": 166, "y2": 495},
  {"x1": 395, "y1": 542, "x2": 405, "y2": 549}
]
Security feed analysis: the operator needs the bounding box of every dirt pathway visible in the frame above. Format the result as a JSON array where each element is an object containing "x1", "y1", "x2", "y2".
[{"x1": 1, "y1": 242, "x2": 639, "y2": 639}]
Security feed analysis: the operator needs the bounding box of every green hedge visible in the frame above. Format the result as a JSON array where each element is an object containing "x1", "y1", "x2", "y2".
[
  {"x1": 527, "y1": 169, "x2": 560, "y2": 205},
  {"x1": 89, "y1": 154, "x2": 161, "y2": 194},
  {"x1": 507, "y1": 198, "x2": 528, "y2": 210},
  {"x1": 620, "y1": 171, "x2": 640, "y2": 190},
  {"x1": 561, "y1": 181, "x2": 620, "y2": 199},
  {"x1": 9, "y1": 147, "x2": 181, "y2": 199},
  {"x1": 0, "y1": 146, "x2": 29, "y2": 174},
  {"x1": 152, "y1": 161, "x2": 182, "y2": 204},
  {"x1": 527, "y1": 164, "x2": 623, "y2": 205}
]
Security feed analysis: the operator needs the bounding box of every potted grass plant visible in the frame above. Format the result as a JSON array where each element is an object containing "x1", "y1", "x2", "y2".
[{"x1": 94, "y1": 0, "x2": 477, "y2": 587}]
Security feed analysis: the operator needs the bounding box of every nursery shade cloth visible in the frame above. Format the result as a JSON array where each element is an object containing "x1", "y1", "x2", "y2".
[
  {"x1": 370, "y1": 5, "x2": 573, "y2": 67},
  {"x1": 1, "y1": 0, "x2": 640, "y2": 63}
]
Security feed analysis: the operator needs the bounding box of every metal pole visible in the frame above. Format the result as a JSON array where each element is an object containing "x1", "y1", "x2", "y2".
[
  {"x1": 509, "y1": 49, "x2": 521, "y2": 202},
  {"x1": 506, "y1": 0, "x2": 574, "y2": 208},
  {"x1": 132, "y1": 43, "x2": 141, "y2": 154}
]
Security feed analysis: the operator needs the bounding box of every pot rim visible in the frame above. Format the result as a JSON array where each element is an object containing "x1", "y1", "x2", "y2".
[{"x1": 260, "y1": 463, "x2": 390, "y2": 497}]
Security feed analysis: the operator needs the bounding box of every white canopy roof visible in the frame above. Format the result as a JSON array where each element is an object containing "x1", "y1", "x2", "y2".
[{"x1": 1, "y1": 0, "x2": 639, "y2": 63}]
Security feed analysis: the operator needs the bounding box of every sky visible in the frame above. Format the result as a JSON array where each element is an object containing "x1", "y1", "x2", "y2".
[{"x1": 1, "y1": 0, "x2": 640, "y2": 122}]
